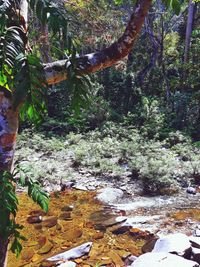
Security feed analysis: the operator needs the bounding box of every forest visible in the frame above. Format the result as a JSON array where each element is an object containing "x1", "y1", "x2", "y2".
[{"x1": 0, "y1": 0, "x2": 200, "y2": 266}]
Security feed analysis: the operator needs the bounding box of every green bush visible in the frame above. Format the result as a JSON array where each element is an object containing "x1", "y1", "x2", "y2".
[
  {"x1": 165, "y1": 131, "x2": 191, "y2": 147},
  {"x1": 129, "y1": 144, "x2": 178, "y2": 194}
]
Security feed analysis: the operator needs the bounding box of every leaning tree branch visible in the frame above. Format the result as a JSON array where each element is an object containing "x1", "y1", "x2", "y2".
[{"x1": 44, "y1": 0, "x2": 152, "y2": 85}]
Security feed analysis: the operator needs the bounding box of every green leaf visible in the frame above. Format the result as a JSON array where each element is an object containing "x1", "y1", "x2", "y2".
[
  {"x1": 162, "y1": 0, "x2": 181, "y2": 15},
  {"x1": 27, "y1": 180, "x2": 49, "y2": 212},
  {"x1": 11, "y1": 238, "x2": 22, "y2": 258},
  {"x1": 19, "y1": 172, "x2": 26, "y2": 187},
  {"x1": 172, "y1": 0, "x2": 181, "y2": 15},
  {"x1": 114, "y1": 0, "x2": 123, "y2": 5}
]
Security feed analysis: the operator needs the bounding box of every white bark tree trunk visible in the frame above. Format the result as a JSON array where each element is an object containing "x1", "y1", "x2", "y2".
[
  {"x1": 0, "y1": 92, "x2": 19, "y2": 267},
  {"x1": 184, "y1": 0, "x2": 195, "y2": 63}
]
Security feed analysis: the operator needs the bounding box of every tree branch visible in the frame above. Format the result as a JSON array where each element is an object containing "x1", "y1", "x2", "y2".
[{"x1": 44, "y1": 0, "x2": 152, "y2": 85}]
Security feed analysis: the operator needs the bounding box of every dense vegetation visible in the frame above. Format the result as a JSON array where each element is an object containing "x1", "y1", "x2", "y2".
[
  {"x1": 17, "y1": 0, "x2": 200, "y2": 195},
  {"x1": 17, "y1": 122, "x2": 200, "y2": 195},
  {"x1": 39, "y1": 0, "x2": 200, "y2": 141}
]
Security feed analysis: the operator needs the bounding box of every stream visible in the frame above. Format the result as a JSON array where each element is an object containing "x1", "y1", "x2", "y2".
[{"x1": 8, "y1": 187, "x2": 200, "y2": 267}]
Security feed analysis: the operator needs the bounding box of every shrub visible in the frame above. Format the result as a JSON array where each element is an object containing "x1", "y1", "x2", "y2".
[
  {"x1": 129, "y1": 146, "x2": 178, "y2": 195},
  {"x1": 165, "y1": 131, "x2": 191, "y2": 147}
]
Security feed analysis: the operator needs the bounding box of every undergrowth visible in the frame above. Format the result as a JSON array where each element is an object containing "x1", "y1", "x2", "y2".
[{"x1": 16, "y1": 122, "x2": 200, "y2": 195}]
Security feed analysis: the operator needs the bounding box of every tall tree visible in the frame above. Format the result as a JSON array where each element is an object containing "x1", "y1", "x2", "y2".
[{"x1": 184, "y1": 0, "x2": 195, "y2": 63}]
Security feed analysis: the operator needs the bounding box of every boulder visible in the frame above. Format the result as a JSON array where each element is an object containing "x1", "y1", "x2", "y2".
[
  {"x1": 190, "y1": 236, "x2": 200, "y2": 249},
  {"x1": 96, "y1": 187, "x2": 124, "y2": 204},
  {"x1": 130, "y1": 252, "x2": 199, "y2": 267},
  {"x1": 192, "y1": 247, "x2": 200, "y2": 264},
  {"x1": 153, "y1": 233, "x2": 191, "y2": 257},
  {"x1": 47, "y1": 242, "x2": 92, "y2": 261},
  {"x1": 142, "y1": 238, "x2": 158, "y2": 253}
]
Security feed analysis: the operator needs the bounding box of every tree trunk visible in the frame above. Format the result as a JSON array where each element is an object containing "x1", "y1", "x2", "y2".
[
  {"x1": 0, "y1": 1, "x2": 25, "y2": 266},
  {"x1": 0, "y1": 238, "x2": 9, "y2": 267},
  {"x1": 0, "y1": 91, "x2": 19, "y2": 267},
  {"x1": 38, "y1": 24, "x2": 52, "y2": 63},
  {"x1": 184, "y1": 0, "x2": 195, "y2": 63}
]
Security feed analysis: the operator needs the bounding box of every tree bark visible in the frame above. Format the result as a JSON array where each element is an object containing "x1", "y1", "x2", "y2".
[
  {"x1": 38, "y1": 24, "x2": 52, "y2": 63},
  {"x1": 0, "y1": 239, "x2": 9, "y2": 267},
  {"x1": 0, "y1": 93, "x2": 18, "y2": 171},
  {"x1": 184, "y1": 0, "x2": 195, "y2": 63},
  {"x1": 0, "y1": 2, "x2": 24, "y2": 265},
  {"x1": 0, "y1": 92, "x2": 19, "y2": 267},
  {"x1": 44, "y1": 0, "x2": 152, "y2": 85}
]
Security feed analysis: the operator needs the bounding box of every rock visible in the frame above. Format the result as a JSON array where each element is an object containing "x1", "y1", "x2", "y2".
[
  {"x1": 60, "y1": 181, "x2": 75, "y2": 191},
  {"x1": 57, "y1": 262, "x2": 76, "y2": 267},
  {"x1": 129, "y1": 228, "x2": 153, "y2": 239},
  {"x1": 187, "y1": 187, "x2": 197, "y2": 195},
  {"x1": 38, "y1": 241, "x2": 53, "y2": 254},
  {"x1": 117, "y1": 250, "x2": 131, "y2": 259},
  {"x1": 27, "y1": 215, "x2": 42, "y2": 224},
  {"x1": 192, "y1": 247, "x2": 200, "y2": 264},
  {"x1": 29, "y1": 210, "x2": 47, "y2": 216},
  {"x1": 142, "y1": 238, "x2": 158, "y2": 253},
  {"x1": 124, "y1": 255, "x2": 138, "y2": 265},
  {"x1": 94, "y1": 216, "x2": 127, "y2": 230},
  {"x1": 73, "y1": 185, "x2": 88, "y2": 191},
  {"x1": 21, "y1": 248, "x2": 35, "y2": 261},
  {"x1": 42, "y1": 216, "x2": 58, "y2": 228},
  {"x1": 181, "y1": 180, "x2": 189, "y2": 188},
  {"x1": 59, "y1": 212, "x2": 72, "y2": 221},
  {"x1": 47, "y1": 242, "x2": 92, "y2": 261},
  {"x1": 37, "y1": 236, "x2": 47, "y2": 248},
  {"x1": 122, "y1": 215, "x2": 160, "y2": 226},
  {"x1": 152, "y1": 233, "x2": 192, "y2": 257},
  {"x1": 65, "y1": 229, "x2": 83, "y2": 241},
  {"x1": 96, "y1": 187, "x2": 124, "y2": 204},
  {"x1": 130, "y1": 252, "x2": 199, "y2": 267},
  {"x1": 61, "y1": 205, "x2": 74, "y2": 212},
  {"x1": 111, "y1": 225, "x2": 131, "y2": 235},
  {"x1": 190, "y1": 236, "x2": 200, "y2": 248},
  {"x1": 108, "y1": 250, "x2": 124, "y2": 266},
  {"x1": 93, "y1": 231, "x2": 104, "y2": 240},
  {"x1": 195, "y1": 230, "x2": 200, "y2": 237}
]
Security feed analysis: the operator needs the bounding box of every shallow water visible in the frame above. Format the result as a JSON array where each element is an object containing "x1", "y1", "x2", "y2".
[
  {"x1": 8, "y1": 189, "x2": 200, "y2": 266},
  {"x1": 8, "y1": 190, "x2": 145, "y2": 266}
]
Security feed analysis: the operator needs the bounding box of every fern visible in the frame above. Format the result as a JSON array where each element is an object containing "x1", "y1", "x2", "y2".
[
  {"x1": 29, "y1": 0, "x2": 71, "y2": 35},
  {"x1": 0, "y1": 0, "x2": 25, "y2": 92},
  {"x1": 16, "y1": 165, "x2": 49, "y2": 212},
  {"x1": 13, "y1": 53, "x2": 48, "y2": 123}
]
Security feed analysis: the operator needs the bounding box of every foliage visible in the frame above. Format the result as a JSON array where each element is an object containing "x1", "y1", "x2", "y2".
[
  {"x1": 0, "y1": 0, "x2": 200, "y2": 262},
  {"x1": 0, "y1": 0, "x2": 49, "y2": 123},
  {"x1": 0, "y1": 171, "x2": 23, "y2": 257},
  {"x1": 0, "y1": 168, "x2": 49, "y2": 257},
  {"x1": 16, "y1": 123, "x2": 200, "y2": 195}
]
